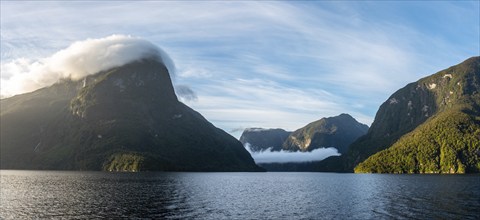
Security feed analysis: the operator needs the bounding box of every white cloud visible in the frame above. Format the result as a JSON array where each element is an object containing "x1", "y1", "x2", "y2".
[
  {"x1": 245, "y1": 144, "x2": 340, "y2": 163},
  {"x1": 186, "y1": 77, "x2": 373, "y2": 139},
  {"x1": 1, "y1": 35, "x2": 175, "y2": 98},
  {"x1": 1, "y1": 1, "x2": 477, "y2": 136},
  {"x1": 175, "y1": 84, "x2": 198, "y2": 102}
]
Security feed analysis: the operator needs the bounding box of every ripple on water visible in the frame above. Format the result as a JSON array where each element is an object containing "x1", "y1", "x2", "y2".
[{"x1": 1, "y1": 171, "x2": 479, "y2": 219}]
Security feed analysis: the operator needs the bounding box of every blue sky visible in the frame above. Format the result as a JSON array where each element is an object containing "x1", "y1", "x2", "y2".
[{"x1": 1, "y1": 1, "x2": 479, "y2": 138}]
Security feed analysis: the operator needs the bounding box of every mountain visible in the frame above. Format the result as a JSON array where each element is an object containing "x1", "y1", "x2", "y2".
[
  {"x1": 352, "y1": 56, "x2": 480, "y2": 173},
  {"x1": 239, "y1": 128, "x2": 291, "y2": 152},
  {"x1": 355, "y1": 110, "x2": 480, "y2": 173},
  {"x1": 282, "y1": 114, "x2": 368, "y2": 154},
  {"x1": 239, "y1": 114, "x2": 367, "y2": 172},
  {"x1": 0, "y1": 58, "x2": 262, "y2": 172},
  {"x1": 318, "y1": 56, "x2": 480, "y2": 173}
]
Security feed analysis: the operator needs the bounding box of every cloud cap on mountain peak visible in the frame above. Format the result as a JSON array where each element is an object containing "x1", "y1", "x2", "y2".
[{"x1": 1, "y1": 35, "x2": 175, "y2": 98}]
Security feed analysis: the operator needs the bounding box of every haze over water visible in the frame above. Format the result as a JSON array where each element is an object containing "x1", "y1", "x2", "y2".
[{"x1": 1, "y1": 171, "x2": 479, "y2": 219}]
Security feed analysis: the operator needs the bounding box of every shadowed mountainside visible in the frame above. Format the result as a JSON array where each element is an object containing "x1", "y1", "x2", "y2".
[
  {"x1": 0, "y1": 58, "x2": 262, "y2": 172},
  {"x1": 240, "y1": 128, "x2": 291, "y2": 152}
]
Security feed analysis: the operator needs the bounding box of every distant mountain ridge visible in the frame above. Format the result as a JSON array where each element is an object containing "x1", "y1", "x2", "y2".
[
  {"x1": 240, "y1": 128, "x2": 291, "y2": 152},
  {"x1": 0, "y1": 58, "x2": 262, "y2": 172},
  {"x1": 244, "y1": 57, "x2": 480, "y2": 174},
  {"x1": 240, "y1": 113, "x2": 368, "y2": 155},
  {"x1": 282, "y1": 113, "x2": 368, "y2": 154}
]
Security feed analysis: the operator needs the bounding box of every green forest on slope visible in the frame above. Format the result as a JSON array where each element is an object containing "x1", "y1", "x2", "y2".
[
  {"x1": 355, "y1": 109, "x2": 480, "y2": 173},
  {"x1": 0, "y1": 59, "x2": 262, "y2": 172},
  {"x1": 354, "y1": 56, "x2": 480, "y2": 173}
]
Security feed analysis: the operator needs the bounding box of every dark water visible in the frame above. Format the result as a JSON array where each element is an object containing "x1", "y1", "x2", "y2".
[{"x1": 1, "y1": 171, "x2": 479, "y2": 219}]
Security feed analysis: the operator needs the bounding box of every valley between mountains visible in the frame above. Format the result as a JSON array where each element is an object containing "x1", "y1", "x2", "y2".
[{"x1": 1, "y1": 36, "x2": 478, "y2": 173}]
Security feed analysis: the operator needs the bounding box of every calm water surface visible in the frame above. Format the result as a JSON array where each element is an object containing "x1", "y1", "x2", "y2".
[{"x1": 1, "y1": 171, "x2": 479, "y2": 219}]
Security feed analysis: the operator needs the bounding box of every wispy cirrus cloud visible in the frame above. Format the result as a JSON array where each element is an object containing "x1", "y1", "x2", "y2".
[{"x1": 1, "y1": 1, "x2": 478, "y2": 137}]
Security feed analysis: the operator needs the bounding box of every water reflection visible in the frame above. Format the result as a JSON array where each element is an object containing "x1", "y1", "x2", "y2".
[{"x1": 1, "y1": 171, "x2": 479, "y2": 219}]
